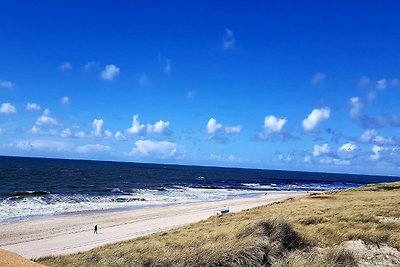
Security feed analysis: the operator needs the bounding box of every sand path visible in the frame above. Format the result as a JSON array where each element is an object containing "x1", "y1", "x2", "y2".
[{"x1": 0, "y1": 191, "x2": 306, "y2": 259}]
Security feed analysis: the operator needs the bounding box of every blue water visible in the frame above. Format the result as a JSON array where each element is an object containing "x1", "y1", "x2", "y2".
[{"x1": 0, "y1": 156, "x2": 398, "y2": 222}]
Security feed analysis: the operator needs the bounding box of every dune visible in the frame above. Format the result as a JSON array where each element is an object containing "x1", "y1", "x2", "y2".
[{"x1": 0, "y1": 248, "x2": 45, "y2": 267}]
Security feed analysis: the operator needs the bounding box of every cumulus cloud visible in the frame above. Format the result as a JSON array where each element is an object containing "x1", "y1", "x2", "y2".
[
  {"x1": 359, "y1": 129, "x2": 377, "y2": 143},
  {"x1": 60, "y1": 128, "x2": 72, "y2": 138},
  {"x1": 101, "y1": 64, "x2": 120, "y2": 80},
  {"x1": 131, "y1": 140, "x2": 177, "y2": 158},
  {"x1": 35, "y1": 109, "x2": 58, "y2": 126},
  {"x1": 164, "y1": 59, "x2": 172, "y2": 74},
  {"x1": 359, "y1": 130, "x2": 395, "y2": 145},
  {"x1": 0, "y1": 103, "x2": 17, "y2": 114},
  {"x1": 370, "y1": 145, "x2": 383, "y2": 161},
  {"x1": 302, "y1": 107, "x2": 330, "y2": 132},
  {"x1": 126, "y1": 115, "x2": 146, "y2": 135},
  {"x1": 104, "y1": 130, "x2": 112, "y2": 138},
  {"x1": 115, "y1": 131, "x2": 127, "y2": 141},
  {"x1": 147, "y1": 120, "x2": 170, "y2": 135},
  {"x1": 376, "y1": 79, "x2": 387, "y2": 90},
  {"x1": 60, "y1": 96, "x2": 70, "y2": 105},
  {"x1": 14, "y1": 140, "x2": 71, "y2": 151},
  {"x1": 311, "y1": 72, "x2": 326, "y2": 85},
  {"x1": 59, "y1": 62, "x2": 73, "y2": 71},
  {"x1": 257, "y1": 115, "x2": 288, "y2": 140},
  {"x1": 225, "y1": 125, "x2": 242, "y2": 134},
  {"x1": 26, "y1": 103, "x2": 41, "y2": 111},
  {"x1": 92, "y1": 119, "x2": 104, "y2": 137},
  {"x1": 0, "y1": 80, "x2": 15, "y2": 89},
  {"x1": 337, "y1": 142, "x2": 358, "y2": 159},
  {"x1": 223, "y1": 28, "x2": 235, "y2": 49},
  {"x1": 76, "y1": 144, "x2": 111, "y2": 154},
  {"x1": 206, "y1": 118, "x2": 222, "y2": 134},
  {"x1": 349, "y1": 97, "x2": 363, "y2": 118},
  {"x1": 263, "y1": 115, "x2": 287, "y2": 133},
  {"x1": 338, "y1": 142, "x2": 357, "y2": 152},
  {"x1": 313, "y1": 144, "x2": 330, "y2": 156}
]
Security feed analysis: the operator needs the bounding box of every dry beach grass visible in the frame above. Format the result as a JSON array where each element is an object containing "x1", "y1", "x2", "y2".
[{"x1": 38, "y1": 182, "x2": 400, "y2": 266}]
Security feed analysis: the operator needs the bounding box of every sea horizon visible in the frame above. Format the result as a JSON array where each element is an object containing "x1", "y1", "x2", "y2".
[{"x1": 1, "y1": 155, "x2": 398, "y2": 223}]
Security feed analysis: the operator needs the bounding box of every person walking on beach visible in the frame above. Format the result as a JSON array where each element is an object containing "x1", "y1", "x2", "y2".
[{"x1": 94, "y1": 224, "x2": 98, "y2": 234}]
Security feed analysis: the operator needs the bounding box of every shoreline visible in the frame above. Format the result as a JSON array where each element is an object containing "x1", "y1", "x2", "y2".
[{"x1": 0, "y1": 191, "x2": 308, "y2": 259}]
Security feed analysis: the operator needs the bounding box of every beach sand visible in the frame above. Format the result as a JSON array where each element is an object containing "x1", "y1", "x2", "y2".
[{"x1": 0, "y1": 191, "x2": 307, "y2": 260}]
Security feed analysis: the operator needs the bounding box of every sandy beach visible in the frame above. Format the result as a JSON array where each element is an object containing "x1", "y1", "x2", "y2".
[{"x1": 0, "y1": 191, "x2": 306, "y2": 259}]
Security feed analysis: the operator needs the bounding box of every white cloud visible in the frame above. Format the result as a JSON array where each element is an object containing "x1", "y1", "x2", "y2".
[
  {"x1": 313, "y1": 144, "x2": 330, "y2": 156},
  {"x1": 164, "y1": 59, "x2": 171, "y2": 74},
  {"x1": 359, "y1": 129, "x2": 377, "y2": 143},
  {"x1": 338, "y1": 142, "x2": 357, "y2": 152},
  {"x1": 115, "y1": 131, "x2": 127, "y2": 141},
  {"x1": 304, "y1": 156, "x2": 311, "y2": 163},
  {"x1": 349, "y1": 97, "x2": 363, "y2": 118},
  {"x1": 227, "y1": 155, "x2": 242, "y2": 163},
  {"x1": 138, "y1": 74, "x2": 149, "y2": 86},
  {"x1": 61, "y1": 128, "x2": 72, "y2": 137},
  {"x1": 76, "y1": 144, "x2": 111, "y2": 154},
  {"x1": 311, "y1": 72, "x2": 326, "y2": 85},
  {"x1": 61, "y1": 96, "x2": 70, "y2": 105},
  {"x1": 59, "y1": 62, "x2": 73, "y2": 71},
  {"x1": 92, "y1": 119, "x2": 104, "y2": 137},
  {"x1": 14, "y1": 140, "x2": 71, "y2": 151},
  {"x1": 147, "y1": 120, "x2": 170, "y2": 135},
  {"x1": 206, "y1": 118, "x2": 222, "y2": 134},
  {"x1": 75, "y1": 131, "x2": 86, "y2": 138},
  {"x1": 26, "y1": 103, "x2": 41, "y2": 111},
  {"x1": 35, "y1": 110, "x2": 58, "y2": 126},
  {"x1": 225, "y1": 125, "x2": 242, "y2": 134},
  {"x1": 0, "y1": 103, "x2": 17, "y2": 114},
  {"x1": 0, "y1": 80, "x2": 15, "y2": 89},
  {"x1": 370, "y1": 145, "x2": 382, "y2": 160},
  {"x1": 320, "y1": 156, "x2": 350, "y2": 166},
  {"x1": 104, "y1": 130, "x2": 112, "y2": 138},
  {"x1": 376, "y1": 79, "x2": 387, "y2": 90},
  {"x1": 83, "y1": 61, "x2": 98, "y2": 72},
  {"x1": 332, "y1": 158, "x2": 351, "y2": 165},
  {"x1": 131, "y1": 140, "x2": 177, "y2": 158},
  {"x1": 337, "y1": 142, "x2": 358, "y2": 159},
  {"x1": 223, "y1": 28, "x2": 235, "y2": 49},
  {"x1": 263, "y1": 115, "x2": 287, "y2": 134},
  {"x1": 358, "y1": 76, "x2": 371, "y2": 89},
  {"x1": 302, "y1": 107, "x2": 330, "y2": 132},
  {"x1": 126, "y1": 114, "x2": 146, "y2": 135},
  {"x1": 101, "y1": 64, "x2": 120, "y2": 80}
]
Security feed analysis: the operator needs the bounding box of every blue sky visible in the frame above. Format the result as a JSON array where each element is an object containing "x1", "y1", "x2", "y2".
[{"x1": 0, "y1": 1, "x2": 399, "y2": 176}]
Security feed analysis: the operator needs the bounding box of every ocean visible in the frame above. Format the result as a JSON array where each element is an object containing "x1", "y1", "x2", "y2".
[{"x1": 0, "y1": 156, "x2": 398, "y2": 223}]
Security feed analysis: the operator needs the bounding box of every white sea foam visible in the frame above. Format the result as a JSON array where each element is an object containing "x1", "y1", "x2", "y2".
[{"x1": 0, "y1": 187, "x2": 264, "y2": 222}]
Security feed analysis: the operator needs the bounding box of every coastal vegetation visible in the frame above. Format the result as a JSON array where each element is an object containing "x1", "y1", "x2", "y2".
[{"x1": 38, "y1": 182, "x2": 400, "y2": 267}]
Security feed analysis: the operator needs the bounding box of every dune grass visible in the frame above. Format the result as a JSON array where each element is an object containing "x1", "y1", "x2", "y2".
[{"x1": 38, "y1": 182, "x2": 400, "y2": 267}]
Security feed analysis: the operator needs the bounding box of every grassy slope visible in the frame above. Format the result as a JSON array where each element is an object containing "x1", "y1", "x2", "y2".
[{"x1": 39, "y1": 182, "x2": 400, "y2": 267}]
